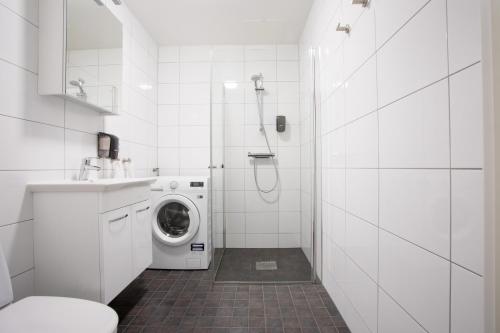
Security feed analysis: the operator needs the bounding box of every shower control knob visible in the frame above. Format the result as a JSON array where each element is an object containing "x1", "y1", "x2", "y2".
[{"x1": 169, "y1": 181, "x2": 179, "y2": 190}]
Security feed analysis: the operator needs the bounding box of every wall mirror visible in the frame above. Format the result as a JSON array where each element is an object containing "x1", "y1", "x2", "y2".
[{"x1": 39, "y1": 0, "x2": 123, "y2": 115}]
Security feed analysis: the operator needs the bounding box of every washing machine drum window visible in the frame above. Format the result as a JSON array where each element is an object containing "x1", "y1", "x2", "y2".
[
  {"x1": 157, "y1": 202, "x2": 190, "y2": 237},
  {"x1": 153, "y1": 194, "x2": 200, "y2": 247}
]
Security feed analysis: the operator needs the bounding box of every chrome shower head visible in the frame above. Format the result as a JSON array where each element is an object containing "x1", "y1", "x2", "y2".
[{"x1": 251, "y1": 73, "x2": 264, "y2": 91}]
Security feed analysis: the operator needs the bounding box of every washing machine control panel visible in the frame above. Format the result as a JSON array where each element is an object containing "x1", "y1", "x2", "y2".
[{"x1": 169, "y1": 181, "x2": 179, "y2": 190}]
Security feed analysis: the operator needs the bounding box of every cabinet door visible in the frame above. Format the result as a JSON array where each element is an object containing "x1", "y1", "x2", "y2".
[
  {"x1": 99, "y1": 206, "x2": 132, "y2": 304},
  {"x1": 131, "y1": 200, "x2": 153, "y2": 277}
]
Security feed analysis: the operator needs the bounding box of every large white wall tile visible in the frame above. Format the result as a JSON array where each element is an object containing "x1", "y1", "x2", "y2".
[
  {"x1": 0, "y1": 116, "x2": 64, "y2": 170},
  {"x1": 451, "y1": 170, "x2": 484, "y2": 275},
  {"x1": 377, "y1": 0, "x2": 448, "y2": 107},
  {"x1": 379, "y1": 80, "x2": 450, "y2": 168},
  {"x1": 379, "y1": 231, "x2": 450, "y2": 333},
  {"x1": 346, "y1": 113, "x2": 378, "y2": 168},
  {"x1": 380, "y1": 169, "x2": 450, "y2": 257},
  {"x1": 345, "y1": 214, "x2": 378, "y2": 281},
  {"x1": 451, "y1": 265, "x2": 484, "y2": 333},
  {"x1": 450, "y1": 63, "x2": 484, "y2": 168},
  {"x1": 378, "y1": 289, "x2": 427, "y2": 333},
  {"x1": 0, "y1": 220, "x2": 33, "y2": 277},
  {"x1": 447, "y1": 0, "x2": 481, "y2": 73},
  {"x1": 346, "y1": 169, "x2": 378, "y2": 225}
]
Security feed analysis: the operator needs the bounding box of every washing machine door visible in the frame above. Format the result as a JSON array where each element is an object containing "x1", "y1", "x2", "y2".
[{"x1": 152, "y1": 194, "x2": 200, "y2": 246}]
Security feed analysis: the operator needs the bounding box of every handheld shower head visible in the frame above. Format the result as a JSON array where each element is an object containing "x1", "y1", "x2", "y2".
[
  {"x1": 251, "y1": 73, "x2": 264, "y2": 91},
  {"x1": 70, "y1": 78, "x2": 87, "y2": 99}
]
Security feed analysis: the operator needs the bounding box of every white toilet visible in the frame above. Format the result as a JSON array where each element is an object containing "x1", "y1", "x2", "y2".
[{"x1": 0, "y1": 246, "x2": 118, "y2": 333}]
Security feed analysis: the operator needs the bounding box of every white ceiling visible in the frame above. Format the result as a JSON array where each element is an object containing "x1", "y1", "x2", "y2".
[{"x1": 123, "y1": 0, "x2": 314, "y2": 45}]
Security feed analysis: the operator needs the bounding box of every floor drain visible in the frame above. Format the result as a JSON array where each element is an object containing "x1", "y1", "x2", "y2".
[{"x1": 256, "y1": 261, "x2": 278, "y2": 270}]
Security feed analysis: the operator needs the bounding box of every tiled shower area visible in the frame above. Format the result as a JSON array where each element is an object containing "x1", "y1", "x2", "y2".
[{"x1": 156, "y1": 44, "x2": 316, "y2": 282}]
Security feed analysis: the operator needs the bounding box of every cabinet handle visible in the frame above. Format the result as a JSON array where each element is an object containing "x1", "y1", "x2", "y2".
[
  {"x1": 136, "y1": 206, "x2": 150, "y2": 213},
  {"x1": 109, "y1": 214, "x2": 128, "y2": 223}
]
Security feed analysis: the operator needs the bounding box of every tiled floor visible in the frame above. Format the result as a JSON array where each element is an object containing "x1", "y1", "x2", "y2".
[
  {"x1": 215, "y1": 248, "x2": 312, "y2": 282},
  {"x1": 110, "y1": 269, "x2": 351, "y2": 333}
]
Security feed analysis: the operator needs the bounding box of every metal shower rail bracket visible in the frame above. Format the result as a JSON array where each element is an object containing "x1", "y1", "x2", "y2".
[{"x1": 248, "y1": 152, "x2": 275, "y2": 159}]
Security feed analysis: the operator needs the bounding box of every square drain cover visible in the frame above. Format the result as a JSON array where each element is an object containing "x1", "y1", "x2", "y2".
[{"x1": 256, "y1": 261, "x2": 278, "y2": 271}]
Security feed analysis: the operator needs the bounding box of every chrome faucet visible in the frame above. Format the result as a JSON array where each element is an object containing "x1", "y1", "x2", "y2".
[{"x1": 79, "y1": 157, "x2": 101, "y2": 180}]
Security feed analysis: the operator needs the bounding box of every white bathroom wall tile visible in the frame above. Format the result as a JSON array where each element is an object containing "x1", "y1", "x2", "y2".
[
  {"x1": 158, "y1": 148, "x2": 179, "y2": 169},
  {"x1": 99, "y1": 48, "x2": 122, "y2": 65},
  {"x1": 278, "y1": 103, "x2": 300, "y2": 125},
  {"x1": 346, "y1": 169, "x2": 378, "y2": 225},
  {"x1": 158, "y1": 168, "x2": 179, "y2": 176},
  {"x1": 212, "y1": 62, "x2": 244, "y2": 83},
  {"x1": 279, "y1": 234, "x2": 300, "y2": 248},
  {"x1": 323, "y1": 169, "x2": 346, "y2": 209},
  {"x1": 277, "y1": 61, "x2": 299, "y2": 82},
  {"x1": 447, "y1": 0, "x2": 481, "y2": 73},
  {"x1": 379, "y1": 231, "x2": 450, "y2": 333},
  {"x1": 245, "y1": 45, "x2": 276, "y2": 61},
  {"x1": 277, "y1": 146, "x2": 301, "y2": 169},
  {"x1": 0, "y1": 4, "x2": 37, "y2": 72},
  {"x1": 277, "y1": 45, "x2": 299, "y2": 61},
  {"x1": 245, "y1": 234, "x2": 278, "y2": 248},
  {"x1": 0, "y1": 0, "x2": 38, "y2": 25},
  {"x1": 179, "y1": 84, "x2": 210, "y2": 104},
  {"x1": 278, "y1": 125, "x2": 300, "y2": 147},
  {"x1": 158, "y1": 105, "x2": 179, "y2": 126},
  {"x1": 344, "y1": 57, "x2": 377, "y2": 123},
  {"x1": 343, "y1": 9, "x2": 376, "y2": 78},
  {"x1": 245, "y1": 191, "x2": 278, "y2": 212},
  {"x1": 279, "y1": 212, "x2": 300, "y2": 234},
  {"x1": 244, "y1": 124, "x2": 277, "y2": 147},
  {"x1": 279, "y1": 190, "x2": 301, "y2": 212},
  {"x1": 225, "y1": 148, "x2": 246, "y2": 169},
  {"x1": 212, "y1": 45, "x2": 244, "y2": 62},
  {"x1": 158, "y1": 126, "x2": 178, "y2": 147},
  {"x1": 451, "y1": 170, "x2": 484, "y2": 275},
  {"x1": 178, "y1": 126, "x2": 210, "y2": 147},
  {"x1": 379, "y1": 80, "x2": 450, "y2": 168},
  {"x1": 65, "y1": 101, "x2": 104, "y2": 133},
  {"x1": 245, "y1": 103, "x2": 277, "y2": 125},
  {"x1": 180, "y1": 62, "x2": 211, "y2": 83},
  {"x1": 158, "y1": 84, "x2": 179, "y2": 104},
  {"x1": 377, "y1": 0, "x2": 448, "y2": 107},
  {"x1": 277, "y1": 169, "x2": 300, "y2": 190},
  {"x1": 64, "y1": 130, "x2": 97, "y2": 172},
  {"x1": 0, "y1": 115, "x2": 64, "y2": 170},
  {"x1": 224, "y1": 191, "x2": 245, "y2": 213},
  {"x1": 245, "y1": 168, "x2": 278, "y2": 191},
  {"x1": 345, "y1": 214, "x2": 378, "y2": 281},
  {"x1": 246, "y1": 212, "x2": 278, "y2": 234},
  {"x1": 158, "y1": 63, "x2": 179, "y2": 83},
  {"x1": 0, "y1": 170, "x2": 64, "y2": 227},
  {"x1": 323, "y1": 128, "x2": 346, "y2": 168},
  {"x1": 380, "y1": 169, "x2": 450, "y2": 257},
  {"x1": 226, "y1": 234, "x2": 245, "y2": 248},
  {"x1": 0, "y1": 60, "x2": 65, "y2": 127},
  {"x1": 225, "y1": 169, "x2": 245, "y2": 191},
  {"x1": 374, "y1": 0, "x2": 429, "y2": 48},
  {"x1": 346, "y1": 112, "x2": 378, "y2": 168},
  {"x1": 179, "y1": 45, "x2": 212, "y2": 62},
  {"x1": 245, "y1": 61, "x2": 277, "y2": 82},
  {"x1": 451, "y1": 264, "x2": 484, "y2": 333},
  {"x1": 159, "y1": 46, "x2": 179, "y2": 62},
  {"x1": 179, "y1": 147, "x2": 210, "y2": 169},
  {"x1": 225, "y1": 213, "x2": 245, "y2": 234},
  {"x1": 11, "y1": 269, "x2": 34, "y2": 301},
  {"x1": 225, "y1": 124, "x2": 245, "y2": 147},
  {"x1": 179, "y1": 104, "x2": 210, "y2": 126},
  {"x1": 450, "y1": 63, "x2": 484, "y2": 169},
  {"x1": 378, "y1": 289, "x2": 427, "y2": 333},
  {"x1": 342, "y1": 256, "x2": 378, "y2": 332},
  {"x1": 212, "y1": 83, "x2": 246, "y2": 104},
  {"x1": 277, "y1": 82, "x2": 300, "y2": 104},
  {"x1": 0, "y1": 220, "x2": 33, "y2": 277}
]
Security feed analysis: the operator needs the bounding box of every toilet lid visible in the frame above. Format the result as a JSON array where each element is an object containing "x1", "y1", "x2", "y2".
[{"x1": 0, "y1": 296, "x2": 118, "y2": 333}]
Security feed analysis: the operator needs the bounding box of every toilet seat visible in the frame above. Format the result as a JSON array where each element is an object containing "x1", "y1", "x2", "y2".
[{"x1": 0, "y1": 296, "x2": 118, "y2": 333}]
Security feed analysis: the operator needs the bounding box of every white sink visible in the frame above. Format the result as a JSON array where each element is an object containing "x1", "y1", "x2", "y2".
[{"x1": 28, "y1": 178, "x2": 158, "y2": 192}]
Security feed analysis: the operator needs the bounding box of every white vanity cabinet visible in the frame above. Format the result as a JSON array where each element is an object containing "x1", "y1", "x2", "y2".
[{"x1": 29, "y1": 179, "x2": 156, "y2": 304}]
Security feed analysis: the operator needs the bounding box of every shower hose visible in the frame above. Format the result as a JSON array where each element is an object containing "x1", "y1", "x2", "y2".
[{"x1": 254, "y1": 89, "x2": 280, "y2": 193}]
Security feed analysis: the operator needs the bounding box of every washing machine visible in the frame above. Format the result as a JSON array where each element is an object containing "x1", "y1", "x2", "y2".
[{"x1": 150, "y1": 177, "x2": 211, "y2": 270}]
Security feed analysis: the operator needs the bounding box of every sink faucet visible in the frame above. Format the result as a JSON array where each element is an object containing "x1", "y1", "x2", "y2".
[{"x1": 79, "y1": 157, "x2": 101, "y2": 180}]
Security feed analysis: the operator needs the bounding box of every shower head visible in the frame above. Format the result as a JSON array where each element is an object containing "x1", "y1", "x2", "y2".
[
  {"x1": 69, "y1": 78, "x2": 87, "y2": 99},
  {"x1": 251, "y1": 73, "x2": 264, "y2": 91}
]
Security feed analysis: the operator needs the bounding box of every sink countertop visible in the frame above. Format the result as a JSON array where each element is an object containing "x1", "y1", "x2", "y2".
[{"x1": 28, "y1": 177, "x2": 158, "y2": 192}]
